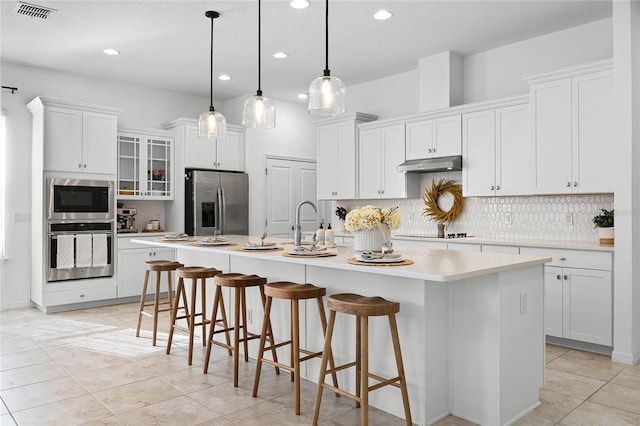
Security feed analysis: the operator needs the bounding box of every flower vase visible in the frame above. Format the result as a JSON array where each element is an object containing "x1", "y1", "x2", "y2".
[{"x1": 353, "y1": 224, "x2": 388, "y2": 251}]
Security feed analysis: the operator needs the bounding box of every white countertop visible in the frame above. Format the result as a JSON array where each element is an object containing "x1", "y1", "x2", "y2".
[{"x1": 132, "y1": 235, "x2": 551, "y2": 283}]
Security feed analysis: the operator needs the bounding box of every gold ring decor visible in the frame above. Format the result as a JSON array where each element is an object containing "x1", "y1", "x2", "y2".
[{"x1": 422, "y1": 179, "x2": 464, "y2": 224}]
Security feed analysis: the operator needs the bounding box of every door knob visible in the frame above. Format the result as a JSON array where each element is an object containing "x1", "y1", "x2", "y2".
[{"x1": 556, "y1": 275, "x2": 561, "y2": 280}]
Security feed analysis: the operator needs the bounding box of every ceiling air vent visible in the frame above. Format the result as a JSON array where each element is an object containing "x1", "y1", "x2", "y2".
[{"x1": 13, "y1": 1, "x2": 56, "y2": 19}]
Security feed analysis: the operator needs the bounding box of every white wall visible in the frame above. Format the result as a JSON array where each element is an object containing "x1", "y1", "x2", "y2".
[
  {"x1": 222, "y1": 95, "x2": 318, "y2": 236},
  {"x1": 0, "y1": 61, "x2": 210, "y2": 309},
  {"x1": 346, "y1": 70, "x2": 417, "y2": 119}
]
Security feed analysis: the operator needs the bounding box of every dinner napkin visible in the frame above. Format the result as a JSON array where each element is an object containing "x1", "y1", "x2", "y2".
[
  {"x1": 75, "y1": 234, "x2": 93, "y2": 267},
  {"x1": 92, "y1": 234, "x2": 108, "y2": 267},
  {"x1": 56, "y1": 235, "x2": 75, "y2": 269}
]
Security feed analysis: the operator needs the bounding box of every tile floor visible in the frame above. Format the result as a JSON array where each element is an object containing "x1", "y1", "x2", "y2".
[{"x1": 0, "y1": 302, "x2": 638, "y2": 425}]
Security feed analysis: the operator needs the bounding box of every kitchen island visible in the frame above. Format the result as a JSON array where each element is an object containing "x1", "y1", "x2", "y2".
[{"x1": 133, "y1": 235, "x2": 550, "y2": 426}]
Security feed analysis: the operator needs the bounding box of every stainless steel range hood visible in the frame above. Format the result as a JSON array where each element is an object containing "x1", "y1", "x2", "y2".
[{"x1": 397, "y1": 155, "x2": 462, "y2": 173}]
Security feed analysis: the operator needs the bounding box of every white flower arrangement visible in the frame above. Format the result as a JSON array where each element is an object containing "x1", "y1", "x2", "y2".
[{"x1": 344, "y1": 205, "x2": 401, "y2": 232}]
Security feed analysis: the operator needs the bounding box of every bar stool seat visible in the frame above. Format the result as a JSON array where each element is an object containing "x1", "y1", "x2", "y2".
[
  {"x1": 166, "y1": 266, "x2": 222, "y2": 365},
  {"x1": 136, "y1": 260, "x2": 184, "y2": 346},
  {"x1": 312, "y1": 293, "x2": 412, "y2": 426},
  {"x1": 203, "y1": 273, "x2": 279, "y2": 387},
  {"x1": 253, "y1": 282, "x2": 338, "y2": 415}
]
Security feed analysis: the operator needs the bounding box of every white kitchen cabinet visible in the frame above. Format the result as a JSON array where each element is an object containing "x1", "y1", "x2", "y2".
[
  {"x1": 27, "y1": 97, "x2": 121, "y2": 175},
  {"x1": 163, "y1": 118, "x2": 245, "y2": 171},
  {"x1": 316, "y1": 113, "x2": 377, "y2": 200},
  {"x1": 117, "y1": 236, "x2": 176, "y2": 298},
  {"x1": 359, "y1": 123, "x2": 420, "y2": 199},
  {"x1": 521, "y1": 246, "x2": 612, "y2": 346},
  {"x1": 526, "y1": 60, "x2": 613, "y2": 194},
  {"x1": 462, "y1": 99, "x2": 530, "y2": 196},
  {"x1": 405, "y1": 115, "x2": 461, "y2": 160},
  {"x1": 117, "y1": 126, "x2": 174, "y2": 200}
]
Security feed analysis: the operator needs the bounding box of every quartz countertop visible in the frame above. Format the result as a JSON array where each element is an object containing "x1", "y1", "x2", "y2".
[{"x1": 132, "y1": 235, "x2": 551, "y2": 283}]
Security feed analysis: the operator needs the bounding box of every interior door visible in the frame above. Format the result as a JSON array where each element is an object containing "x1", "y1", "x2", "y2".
[{"x1": 265, "y1": 158, "x2": 319, "y2": 238}]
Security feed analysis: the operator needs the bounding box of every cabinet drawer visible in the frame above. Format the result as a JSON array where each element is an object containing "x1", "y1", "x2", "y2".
[
  {"x1": 47, "y1": 284, "x2": 116, "y2": 306},
  {"x1": 520, "y1": 247, "x2": 612, "y2": 270}
]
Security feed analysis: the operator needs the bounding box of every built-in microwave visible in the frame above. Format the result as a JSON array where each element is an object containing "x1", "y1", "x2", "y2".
[{"x1": 47, "y1": 178, "x2": 114, "y2": 221}]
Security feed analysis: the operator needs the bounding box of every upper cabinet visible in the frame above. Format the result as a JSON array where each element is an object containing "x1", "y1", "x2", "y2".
[
  {"x1": 162, "y1": 118, "x2": 245, "y2": 172},
  {"x1": 316, "y1": 113, "x2": 377, "y2": 200},
  {"x1": 27, "y1": 97, "x2": 121, "y2": 175},
  {"x1": 405, "y1": 115, "x2": 461, "y2": 160},
  {"x1": 462, "y1": 97, "x2": 530, "y2": 196},
  {"x1": 117, "y1": 126, "x2": 174, "y2": 200},
  {"x1": 525, "y1": 59, "x2": 613, "y2": 194},
  {"x1": 359, "y1": 122, "x2": 420, "y2": 199}
]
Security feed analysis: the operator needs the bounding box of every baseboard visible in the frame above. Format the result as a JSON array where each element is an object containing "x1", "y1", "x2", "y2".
[
  {"x1": 546, "y1": 336, "x2": 613, "y2": 356},
  {"x1": 612, "y1": 349, "x2": 640, "y2": 365}
]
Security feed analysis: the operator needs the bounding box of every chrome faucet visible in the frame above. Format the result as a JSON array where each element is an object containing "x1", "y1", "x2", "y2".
[{"x1": 294, "y1": 200, "x2": 317, "y2": 246}]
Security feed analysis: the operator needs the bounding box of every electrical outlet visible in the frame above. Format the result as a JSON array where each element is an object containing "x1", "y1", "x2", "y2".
[
  {"x1": 505, "y1": 212, "x2": 512, "y2": 226},
  {"x1": 14, "y1": 213, "x2": 31, "y2": 223},
  {"x1": 520, "y1": 292, "x2": 527, "y2": 315}
]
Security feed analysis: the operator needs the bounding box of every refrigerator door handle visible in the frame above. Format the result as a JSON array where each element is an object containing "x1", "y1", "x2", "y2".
[{"x1": 218, "y1": 187, "x2": 225, "y2": 234}]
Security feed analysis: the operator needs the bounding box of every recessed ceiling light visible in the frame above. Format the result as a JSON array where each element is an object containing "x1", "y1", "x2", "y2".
[
  {"x1": 103, "y1": 48, "x2": 120, "y2": 56},
  {"x1": 373, "y1": 10, "x2": 392, "y2": 20},
  {"x1": 273, "y1": 51, "x2": 288, "y2": 59},
  {"x1": 290, "y1": 0, "x2": 309, "y2": 9},
  {"x1": 297, "y1": 93, "x2": 308, "y2": 100},
  {"x1": 218, "y1": 74, "x2": 231, "y2": 81}
]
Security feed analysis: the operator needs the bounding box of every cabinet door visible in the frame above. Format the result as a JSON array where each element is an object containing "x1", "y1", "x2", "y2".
[
  {"x1": 531, "y1": 78, "x2": 572, "y2": 194},
  {"x1": 336, "y1": 121, "x2": 357, "y2": 199},
  {"x1": 462, "y1": 110, "x2": 495, "y2": 196},
  {"x1": 117, "y1": 248, "x2": 176, "y2": 298},
  {"x1": 44, "y1": 107, "x2": 83, "y2": 172},
  {"x1": 359, "y1": 129, "x2": 383, "y2": 199},
  {"x1": 117, "y1": 133, "x2": 142, "y2": 197},
  {"x1": 83, "y1": 111, "x2": 117, "y2": 174},
  {"x1": 496, "y1": 104, "x2": 530, "y2": 196},
  {"x1": 317, "y1": 124, "x2": 339, "y2": 199},
  {"x1": 562, "y1": 267, "x2": 612, "y2": 346},
  {"x1": 184, "y1": 125, "x2": 216, "y2": 169},
  {"x1": 432, "y1": 115, "x2": 462, "y2": 157},
  {"x1": 544, "y1": 266, "x2": 564, "y2": 338},
  {"x1": 572, "y1": 71, "x2": 613, "y2": 193},
  {"x1": 217, "y1": 130, "x2": 245, "y2": 171},
  {"x1": 380, "y1": 124, "x2": 407, "y2": 198},
  {"x1": 405, "y1": 120, "x2": 433, "y2": 160},
  {"x1": 145, "y1": 136, "x2": 173, "y2": 199}
]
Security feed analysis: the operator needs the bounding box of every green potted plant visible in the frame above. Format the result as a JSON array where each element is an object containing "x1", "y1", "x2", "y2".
[{"x1": 593, "y1": 208, "x2": 614, "y2": 245}]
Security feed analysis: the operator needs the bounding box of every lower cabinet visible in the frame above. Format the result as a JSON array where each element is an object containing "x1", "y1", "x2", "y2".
[
  {"x1": 521, "y1": 247, "x2": 613, "y2": 346},
  {"x1": 117, "y1": 238, "x2": 176, "y2": 298}
]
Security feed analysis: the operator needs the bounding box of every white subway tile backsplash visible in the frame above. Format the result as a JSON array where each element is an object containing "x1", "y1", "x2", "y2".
[{"x1": 336, "y1": 172, "x2": 613, "y2": 243}]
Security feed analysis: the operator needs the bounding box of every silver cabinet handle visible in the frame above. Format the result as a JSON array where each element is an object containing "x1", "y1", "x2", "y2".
[
  {"x1": 496, "y1": 185, "x2": 500, "y2": 190},
  {"x1": 432, "y1": 148, "x2": 436, "y2": 153},
  {"x1": 83, "y1": 164, "x2": 87, "y2": 168},
  {"x1": 381, "y1": 189, "x2": 384, "y2": 194},
  {"x1": 78, "y1": 163, "x2": 82, "y2": 168},
  {"x1": 566, "y1": 182, "x2": 571, "y2": 187},
  {"x1": 559, "y1": 257, "x2": 567, "y2": 261},
  {"x1": 573, "y1": 181, "x2": 577, "y2": 187},
  {"x1": 564, "y1": 275, "x2": 568, "y2": 280},
  {"x1": 428, "y1": 148, "x2": 432, "y2": 153},
  {"x1": 556, "y1": 274, "x2": 561, "y2": 280},
  {"x1": 490, "y1": 185, "x2": 495, "y2": 190},
  {"x1": 80, "y1": 293, "x2": 85, "y2": 298}
]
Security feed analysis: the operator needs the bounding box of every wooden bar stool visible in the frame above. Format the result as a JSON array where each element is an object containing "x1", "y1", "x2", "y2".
[
  {"x1": 135, "y1": 260, "x2": 184, "y2": 346},
  {"x1": 203, "y1": 273, "x2": 279, "y2": 387},
  {"x1": 166, "y1": 266, "x2": 222, "y2": 365},
  {"x1": 312, "y1": 293, "x2": 412, "y2": 426},
  {"x1": 252, "y1": 282, "x2": 339, "y2": 415}
]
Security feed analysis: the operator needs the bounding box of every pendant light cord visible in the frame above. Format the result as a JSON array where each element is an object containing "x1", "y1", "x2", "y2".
[
  {"x1": 209, "y1": 13, "x2": 214, "y2": 110},
  {"x1": 257, "y1": 0, "x2": 262, "y2": 95},
  {"x1": 324, "y1": 0, "x2": 330, "y2": 75}
]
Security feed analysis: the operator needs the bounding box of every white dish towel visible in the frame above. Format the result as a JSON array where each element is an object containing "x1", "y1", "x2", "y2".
[
  {"x1": 75, "y1": 234, "x2": 93, "y2": 268},
  {"x1": 92, "y1": 233, "x2": 108, "y2": 267},
  {"x1": 56, "y1": 235, "x2": 75, "y2": 269}
]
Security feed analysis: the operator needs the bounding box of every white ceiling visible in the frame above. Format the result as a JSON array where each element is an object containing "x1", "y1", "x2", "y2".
[{"x1": 1, "y1": 0, "x2": 612, "y2": 104}]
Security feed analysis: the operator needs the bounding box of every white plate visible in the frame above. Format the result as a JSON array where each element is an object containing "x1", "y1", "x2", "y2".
[
  {"x1": 287, "y1": 249, "x2": 328, "y2": 256},
  {"x1": 197, "y1": 240, "x2": 231, "y2": 246},
  {"x1": 357, "y1": 255, "x2": 404, "y2": 263},
  {"x1": 163, "y1": 234, "x2": 190, "y2": 241},
  {"x1": 243, "y1": 245, "x2": 278, "y2": 250}
]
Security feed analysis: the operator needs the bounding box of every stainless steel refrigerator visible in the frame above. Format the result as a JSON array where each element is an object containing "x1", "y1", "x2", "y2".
[{"x1": 184, "y1": 169, "x2": 249, "y2": 236}]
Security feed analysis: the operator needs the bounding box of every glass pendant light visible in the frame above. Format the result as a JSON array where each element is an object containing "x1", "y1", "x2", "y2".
[
  {"x1": 308, "y1": 0, "x2": 346, "y2": 116},
  {"x1": 199, "y1": 11, "x2": 227, "y2": 139},
  {"x1": 242, "y1": 0, "x2": 276, "y2": 129}
]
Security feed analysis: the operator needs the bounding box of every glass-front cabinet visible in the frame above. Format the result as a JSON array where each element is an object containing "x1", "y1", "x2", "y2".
[{"x1": 117, "y1": 126, "x2": 174, "y2": 200}]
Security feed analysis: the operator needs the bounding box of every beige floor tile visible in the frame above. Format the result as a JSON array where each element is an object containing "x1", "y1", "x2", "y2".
[
  {"x1": 0, "y1": 400, "x2": 8, "y2": 415},
  {"x1": 74, "y1": 361, "x2": 158, "y2": 393},
  {"x1": 0, "y1": 338, "x2": 39, "y2": 356},
  {"x1": 193, "y1": 416, "x2": 235, "y2": 425},
  {"x1": 0, "y1": 361, "x2": 68, "y2": 390},
  {"x1": 223, "y1": 398, "x2": 316, "y2": 425},
  {"x1": 117, "y1": 394, "x2": 220, "y2": 425},
  {"x1": 11, "y1": 394, "x2": 112, "y2": 426},
  {"x1": 545, "y1": 344, "x2": 570, "y2": 364},
  {"x1": 525, "y1": 388, "x2": 583, "y2": 422},
  {"x1": 589, "y1": 382, "x2": 640, "y2": 414},
  {"x1": 0, "y1": 348, "x2": 52, "y2": 371},
  {"x1": 611, "y1": 366, "x2": 640, "y2": 390},
  {"x1": 320, "y1": 405, "x2": 407, "y2": 425},
  {"x1": 432, "y1": 415, "x2": 478, "y2": 425},
  {"x1": 93, "y1": 377, "x2": 184, "y2": 414},
  {"x1": 0, "y1": 413, "x2": 16, "y2": 426},
  {"x1": 79, "y1": 416, "x2": 125, "y2": 425},
  {"x1": 543, "y1": 368, "x2": 605, "y2": 399},
  {"x1": 513, "y1": 411, "x2": 556, "y2": 426},
  {"x1": 42, "y1": 344, "x2": 131, "y2": 374},
  {"x1": 159, "y1": 364, "x2": 230, "y2": 393},
  {"x1": 560, "y1": 400, "x2": 640, "y2": 426},
  {"x1": 0, "y1": 376, "x2": 87, "y2": 412},
  {"x1": 547, "y1": 349, "x2": 626, "y2": 381},
  {"x1": 187, "y1": 382, "x2": 261, "y2": 416}
]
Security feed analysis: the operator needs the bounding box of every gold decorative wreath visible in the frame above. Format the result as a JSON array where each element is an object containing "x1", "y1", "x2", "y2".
[{"x1": 422, "y1": 179, "x2": 464, "y2": 224}]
